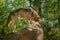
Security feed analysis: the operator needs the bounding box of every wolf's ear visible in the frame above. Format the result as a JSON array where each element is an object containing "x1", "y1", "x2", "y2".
[
  {"x1": 27, "y1": 7, "x2": 31, "y2": 11},
  {"x1": 28, "y1": 7, "x2": 32, "y2": 10},
  {"x1": 28, "y1": 7, "x2": 34, "y2": 12}
]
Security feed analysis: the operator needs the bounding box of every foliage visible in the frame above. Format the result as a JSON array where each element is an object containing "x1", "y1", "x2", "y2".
[
  {"x1": 29, "y1": 0, "x2": 60, "y2": 40},
  {"x1": 0, "y1": 0, "x2": 28, "y2": 35},
  {"x1": 0, "y1": 0, "x2": 60, "y2": 40},
  {"x1": 16, "y1": 18, "x2": 28, "y2": 31}
]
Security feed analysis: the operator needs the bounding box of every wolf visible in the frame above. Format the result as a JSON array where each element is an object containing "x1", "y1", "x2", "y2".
[{"x1": 6, "y1": 7, "x2": 41, "y2": 32}]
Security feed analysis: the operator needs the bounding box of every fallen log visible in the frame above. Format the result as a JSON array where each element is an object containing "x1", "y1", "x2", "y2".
[{"x1": 3, "y1": 21, "x2": 43, "y2": 40}]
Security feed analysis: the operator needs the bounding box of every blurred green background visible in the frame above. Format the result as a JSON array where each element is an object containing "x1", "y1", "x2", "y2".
[{"x1": 0, "y1": 0, "x2": 60, "y2": 40}]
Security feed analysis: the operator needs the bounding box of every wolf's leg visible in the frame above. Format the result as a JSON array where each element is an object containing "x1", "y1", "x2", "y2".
[{"x1": 11, "y1": 16, "x2": 18, "y2": 33}]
